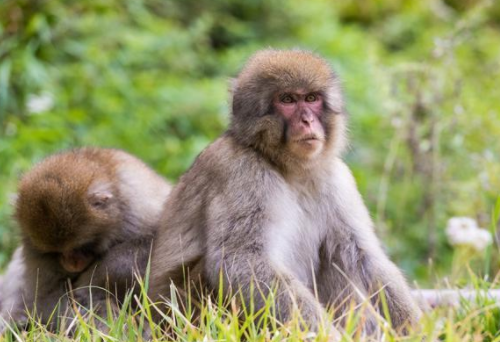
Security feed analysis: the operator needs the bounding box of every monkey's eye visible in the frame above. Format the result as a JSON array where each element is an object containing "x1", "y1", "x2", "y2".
[
  {"x1": 280, "y1": 94, "x2": 294, "y2": 103},
  {"x1": 305, "y1": 94, "x2": 317, "y2": 102}
]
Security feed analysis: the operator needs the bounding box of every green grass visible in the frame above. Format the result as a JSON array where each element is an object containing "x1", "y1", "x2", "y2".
[{"x1": 2, "y1": 274, "x2": 500, "y2": 342}]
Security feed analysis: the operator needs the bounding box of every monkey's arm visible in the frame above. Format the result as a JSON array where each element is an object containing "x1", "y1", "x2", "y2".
[
  {"x1": 328, "y1": 160, "x2": 421, "y2": 330},
  {"x1": 72, "y1": 236, "x2": 154, "y2": 306},
  {"x1": 20, "y1": 246, "x2": 72, "y2": 327}
]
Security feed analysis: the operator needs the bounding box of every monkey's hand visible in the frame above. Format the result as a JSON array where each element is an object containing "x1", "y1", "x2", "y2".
[
  {"x1": 68, "y1": 273, "x2": 120, "y2": 335},
  {"x1": 71, "y1": 236, "x2": 153, "y2": 314}
]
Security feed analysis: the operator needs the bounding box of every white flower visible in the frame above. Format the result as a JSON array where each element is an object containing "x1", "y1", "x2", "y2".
[
  {"x1": 445, "y1": 216, "x2": 493, "y2": 252},
  {"x1": 26, "y1": 92, "x2": 54, "y2": 114},
  {"x1": 472, "y1": 229, "x2": 493, "y2": 252}
]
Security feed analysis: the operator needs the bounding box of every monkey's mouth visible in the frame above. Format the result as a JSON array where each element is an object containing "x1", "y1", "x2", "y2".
[{"x1": 295, "y1": 134, "x2": 321, "y2": 143}]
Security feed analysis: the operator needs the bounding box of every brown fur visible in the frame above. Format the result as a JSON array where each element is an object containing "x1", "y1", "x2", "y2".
[
  {"x1": 16, "y1": 149, "x2": 121, "y2": 253},
  {"x1": 0, "y1": 148, "x2": 171, "y2": 331},
  {"x1": 148, "y1": 49, "x2": 421, "y2": 336}
]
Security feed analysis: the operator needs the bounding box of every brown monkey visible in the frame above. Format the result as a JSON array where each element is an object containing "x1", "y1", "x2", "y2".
[
  {"x1": 0, "y1": 148, "x2": 171, "y2": 332},
  {"x1": 148, "y1": 49, "x2": 421, "y2": 335}
]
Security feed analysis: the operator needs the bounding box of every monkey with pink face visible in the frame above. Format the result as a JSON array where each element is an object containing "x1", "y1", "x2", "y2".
[{"x1": 148, "y1": 49, "x2": 421, "y2": 335}]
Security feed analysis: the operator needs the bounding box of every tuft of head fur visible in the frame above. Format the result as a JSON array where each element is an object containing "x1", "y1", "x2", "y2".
[
  {"x1": 15, "y1": 149, "x2": 122, "y2": 253},
  {"x1": 229, "y1": 49, "x2": 347, "y2": 171}
]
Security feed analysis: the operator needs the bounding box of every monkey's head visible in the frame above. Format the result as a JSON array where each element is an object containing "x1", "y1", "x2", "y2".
[
  {"x1": 15, "y1": 152, "x2": 122, "y2": 274},
  {"x1": 230, "y1": 49, "x2": 346, "y2": 170}
]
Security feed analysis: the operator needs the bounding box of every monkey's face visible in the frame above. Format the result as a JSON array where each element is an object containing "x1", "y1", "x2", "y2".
[
  {"x1": 230, "y1": 49, "x2": 346, "y2": 168},
  {"x1": 58, "y1": 241, "x2": 98, "y2": 274},
  {"x1": 273, "y1": 90, "x2": 326, "y2": 160}
]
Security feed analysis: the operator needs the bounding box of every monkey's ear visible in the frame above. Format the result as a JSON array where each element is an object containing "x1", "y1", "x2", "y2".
[
  {"x1": 88, "y1": 191, "x2": 113, "y2": 209},
  {"x1": 228, "y1": 78, "x2": 238, "y2": 94},
  {"x1": 87, "y1": 181, "x2": 114, "y2": 209}
]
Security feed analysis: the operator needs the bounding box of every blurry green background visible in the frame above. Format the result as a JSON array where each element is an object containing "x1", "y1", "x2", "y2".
[{"x1": 1, "y1": 0, "x2": 499, "y2": 285}]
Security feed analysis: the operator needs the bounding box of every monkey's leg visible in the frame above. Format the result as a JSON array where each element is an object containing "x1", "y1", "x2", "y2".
[
  {"x1": 358, "y1": 246, "x2": 422, "y2": 332},
  {"x1": 315, "y1": 242, "x2": 377, "y2": 332},
  {"x1": 209, "y1": 251, "x2": 336, "y2": 332}
]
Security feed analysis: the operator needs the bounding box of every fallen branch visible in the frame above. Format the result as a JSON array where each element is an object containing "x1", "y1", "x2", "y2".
[{"x1": 412, "y1": 289, "x2": 500, "y2": 308}]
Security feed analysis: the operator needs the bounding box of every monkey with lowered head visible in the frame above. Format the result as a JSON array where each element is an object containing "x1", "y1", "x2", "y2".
[
  {"x1": 0, "y1": 148, "x2": 171, "y2": 332},
  {"x1": 148, "y1": 49, "x2": 421, "y2": 336}
]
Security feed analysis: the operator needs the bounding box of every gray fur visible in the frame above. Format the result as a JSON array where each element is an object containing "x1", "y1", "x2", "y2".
[{"x1": 148, "y1": 49, "x2": 421, "y2": 335}]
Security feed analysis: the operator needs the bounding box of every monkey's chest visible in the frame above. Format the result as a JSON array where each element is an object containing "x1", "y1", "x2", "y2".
[{"x1": 265, "y1": 195, "x2": 327, "y2": 287}]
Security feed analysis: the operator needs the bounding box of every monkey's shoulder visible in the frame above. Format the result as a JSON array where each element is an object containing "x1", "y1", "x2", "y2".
[{"x1": 188, "y1": 135, "x2": 277, "y2": 183}]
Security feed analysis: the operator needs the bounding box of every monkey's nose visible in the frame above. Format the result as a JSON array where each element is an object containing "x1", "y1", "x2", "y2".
[{"x1": 301, "y1": 112, "x2": 314, "y2": 124}]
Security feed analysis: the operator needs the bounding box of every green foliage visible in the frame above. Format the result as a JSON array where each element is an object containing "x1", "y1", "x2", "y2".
[{"x1": 1, "y1": 0, "x2": 499, "y2": 282}]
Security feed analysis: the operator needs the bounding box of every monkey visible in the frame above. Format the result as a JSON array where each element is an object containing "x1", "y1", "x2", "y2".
[
  {"x1": 0, "y1": 147, "x2": 171, "y2": 332},
  {"x1": 0, "y1": 248, "x2": 27, "y2": 333},
  {"x1": 147, "y1": 49, "x2": 422, "y2": 337}
]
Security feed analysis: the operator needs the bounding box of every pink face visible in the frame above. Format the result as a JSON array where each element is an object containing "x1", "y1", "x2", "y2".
[
  {"x1": 57, "y1": 239, "x2": 98, "y2": 273},
  {"x1": 59, "y1": 249, "x2": 95, "y2": 273},
  {"x1": 273, "y1": 90, "x2": 326, "y2": 159}
]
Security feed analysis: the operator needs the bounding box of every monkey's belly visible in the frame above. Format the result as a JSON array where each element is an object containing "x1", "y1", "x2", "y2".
[{"x1": 266, "y1": 223, "x2": 322, "y2": 287}]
